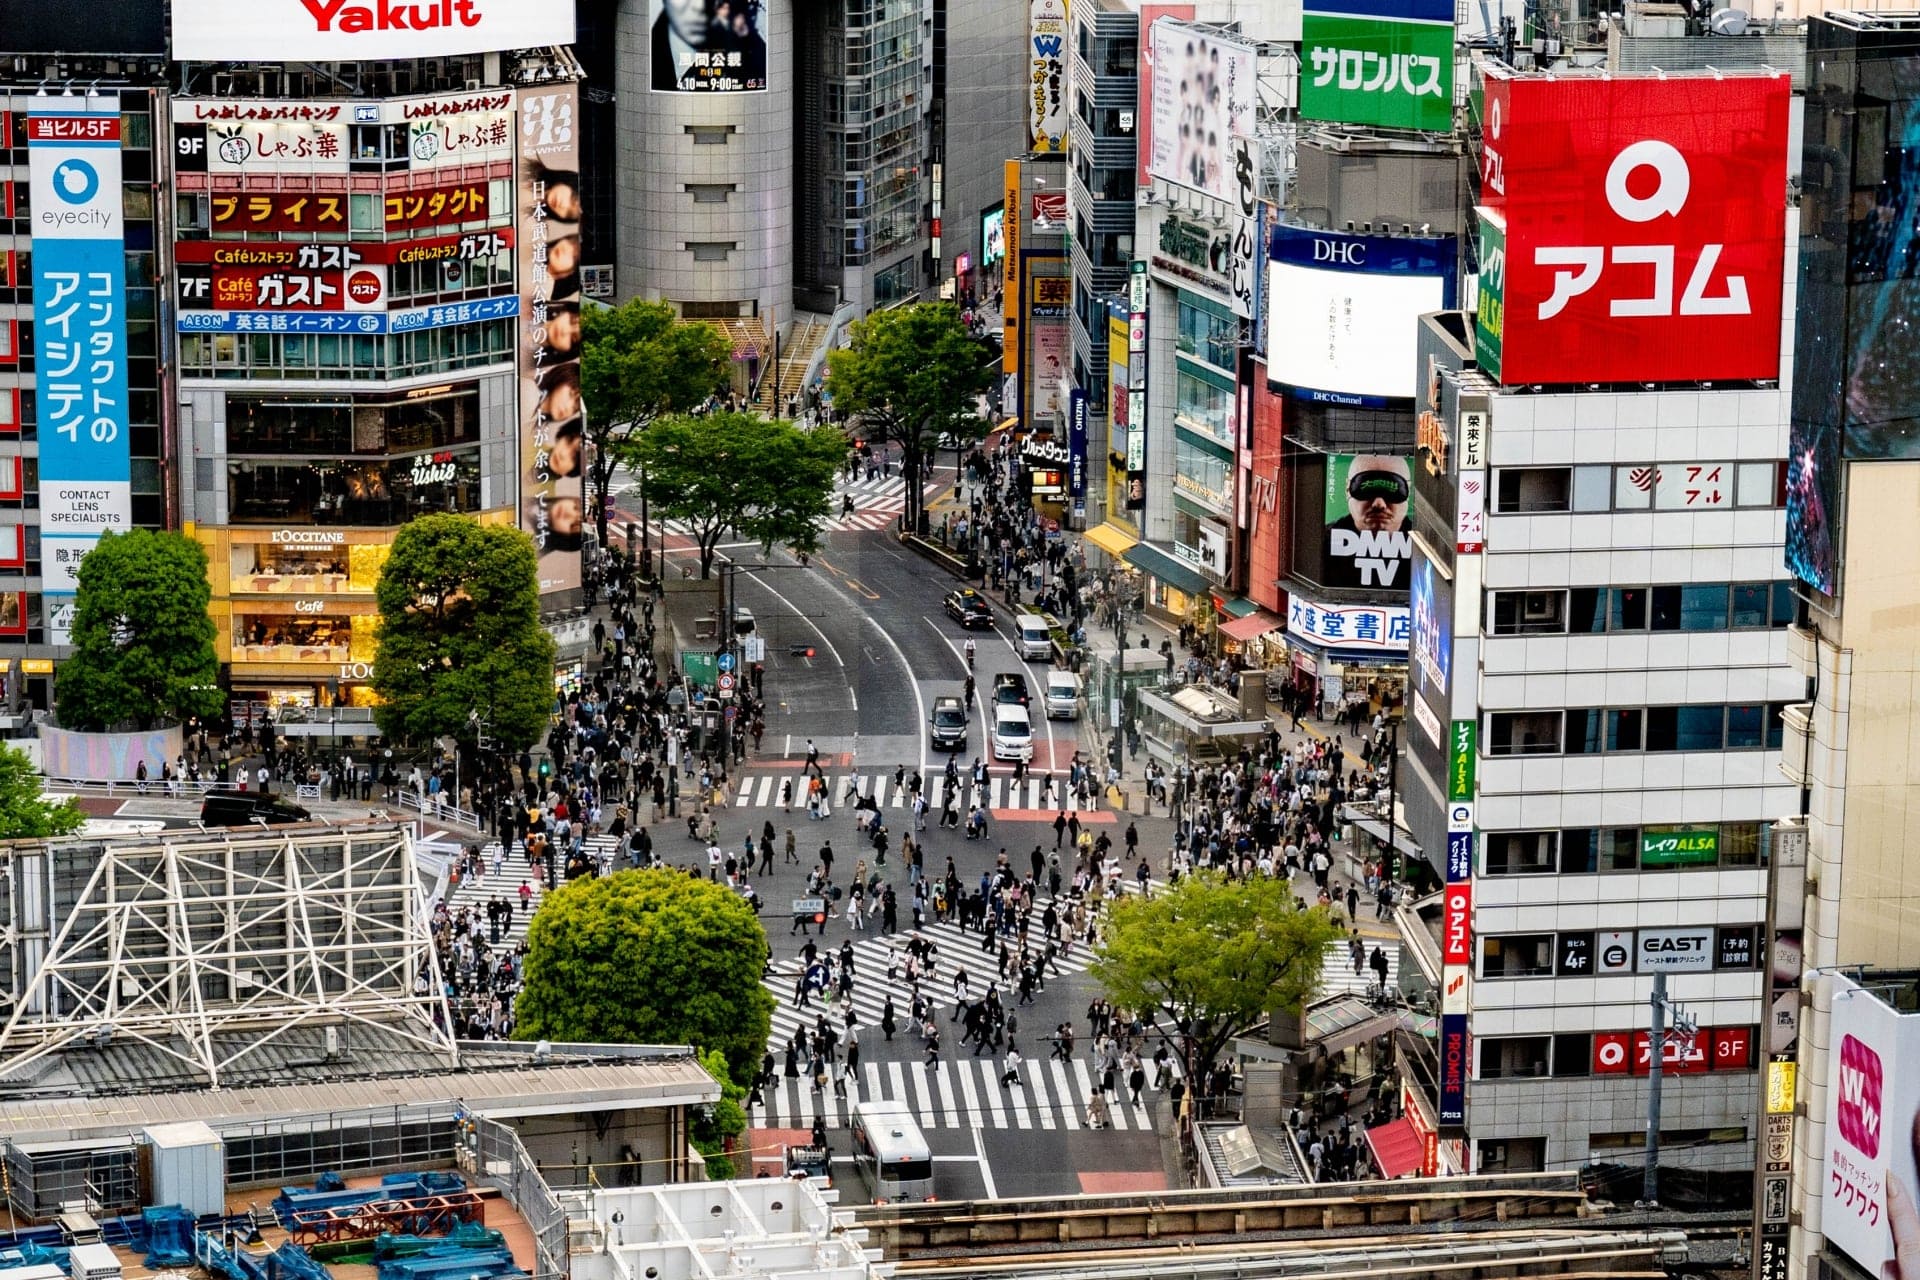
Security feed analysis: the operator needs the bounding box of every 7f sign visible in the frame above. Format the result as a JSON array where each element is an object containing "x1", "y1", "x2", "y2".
[{"x1": 1477, "y1": 73, "x2": 1789, "y2": 385}]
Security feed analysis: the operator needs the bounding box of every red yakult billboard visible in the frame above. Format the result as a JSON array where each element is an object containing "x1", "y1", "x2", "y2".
[{"x1": 1477, "y1": 72, "x2": 1789, "y2": 385}]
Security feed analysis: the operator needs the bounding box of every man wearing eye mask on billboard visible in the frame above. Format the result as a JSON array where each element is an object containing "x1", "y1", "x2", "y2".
[{"x1": 1323, "y1": 454, "x2": 1414, "y2": 590}]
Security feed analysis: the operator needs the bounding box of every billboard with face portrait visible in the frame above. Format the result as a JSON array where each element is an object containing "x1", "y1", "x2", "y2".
[
  {"x1": 516, "y1": 84, "x2": 584, "y2": 595},
  {"x1": 1146, "y1": 23, "x2": 1256, "y2": 202},
  {"x1": 650, "y1": 0, "x2": 768, "y2": 91},
  {"x1": 1322, "y1": 454, "x2": 1415, "y2": 590}
]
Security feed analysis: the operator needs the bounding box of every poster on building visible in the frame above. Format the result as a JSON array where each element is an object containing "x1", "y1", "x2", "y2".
[
  {"x1": 648, "y1": 0, "x2": 768, "y2": 91},
  {"x1": 1409, "y1": 552, "x2": 1452, "y2": 705},
  {"x1": 1029, "y1": 314, "x2": 1070, "y2": 422},
  {"x1": 172, "y1": 92, "x2": 514, "y2": 175},
  {"x1": 1476, "y1": 71, "x2": 1789, "y2": 385},
  {"x1": 28, "y1": 97, "x2": 133, "y2": 620},
  {"x1": 515, "y1": 83, "x2": 585, "y2": 595},
  {"x1": 1300, "y1": 0, "x2": 1454, "y2": 133},
  {"x1": 1821, "y1": 973, "x2": 1920, "y2": 1277},
  {"x1": 172, "y1": 0, "x2": 575, "y2": 61},
  {"x1": 1136, "y1": 6, "x2": 1197, "y2": 188},
  {"x1": 1269, "y1": 225, "x2": 1455, "y2": 402},
  {"x1": 1321, "y1": 454, "x2": 1414, "y2": 589},
  {"x1": 1030, "y1": 0, "x2": 1068, "y2": 151},
  {"x1": 1146, "y1": 22, "x2": 1256, "y2": 202}
]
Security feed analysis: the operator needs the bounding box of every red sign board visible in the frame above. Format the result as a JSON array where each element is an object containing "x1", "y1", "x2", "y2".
[
  {"x1": 174, "y1": 230, "x2": 511, "y2": 268},
  {"x1": 1593, "y1": 1031, "x2": 1631, "y2": 1075},
  {"x1": 1441, "y1": 882, "x2": 1472, "y2": 965},
  {"x1": 1478, "y1": 73, "x2": 1790, "y2": 384},
  {"x1": 1633, "y1": 1029, "x2": 1710, "y2": 1075},
  {"x1": 1595, "y1": 1025, "x2": 1756, "y2": 1075},
  {"x1": 207, "y1": 181, "x2": 492, "y2": 233},
  {"x1": 27, "y1": 115, "x2": 120, "y2": 142},
  {"x1": 1712, "y1": 1025, "x2": 1755, "y2": 1071}
]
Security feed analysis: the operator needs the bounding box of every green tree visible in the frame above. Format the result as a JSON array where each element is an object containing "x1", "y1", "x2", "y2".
[
  {"x1": 371, "y1": 515, "x2": 556, "y2": 752},
  {"x1": 0, "y1": 744, "x2": 83, "y2": 839},
  {"x1": 513, "y1": 870, "x2": 774, "y2": 1085},
  {"x1": 690, "y1": 1048, "x2": 749, "y2": 1180},
  {"x1": 616, "y1": 411, "x2": 845, "y2": 578},
  {"x1": 580, "y1": 299, "x2": 733, "y2": 554},
  {"x1": 1090, "y1": 872, "x2": 1344, "y2": 1077},
  {"x1": 825, "y1": 301, "x2": 993, "y2": 532},
  {"x1": 55, "y1": 530, "x2": 225, "y2": 732}
]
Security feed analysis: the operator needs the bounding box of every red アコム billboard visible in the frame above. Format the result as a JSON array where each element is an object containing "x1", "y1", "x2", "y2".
[{"x1": 1477, "y1": 72, "x2": 1789, "y2": 385}]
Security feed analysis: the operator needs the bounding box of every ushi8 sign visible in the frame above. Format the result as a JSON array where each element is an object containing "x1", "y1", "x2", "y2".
[
  {"x1": 27, "y1": 98, "x2": 132, "y2": 611},
  {"x1": 1476, "y1": 72, "x2": 1790, "y2": 385}
]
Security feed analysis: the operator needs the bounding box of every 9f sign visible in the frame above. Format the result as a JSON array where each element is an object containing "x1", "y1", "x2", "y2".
[{"x1": 1536, "y1": 141, "x2": 1749, "y2": 321}]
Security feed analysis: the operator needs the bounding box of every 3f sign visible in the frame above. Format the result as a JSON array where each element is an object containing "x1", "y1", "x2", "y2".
[{"x1": 1536, "y1": 140, "x2": 1750, "y2": 321}]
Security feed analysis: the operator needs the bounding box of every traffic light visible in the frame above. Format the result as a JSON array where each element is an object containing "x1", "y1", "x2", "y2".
[{"x1": 538, "y1": 759, "x2": 551, "y2": 779}]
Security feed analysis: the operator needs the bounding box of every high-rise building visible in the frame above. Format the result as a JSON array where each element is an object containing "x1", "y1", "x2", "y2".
[
  {"x1": 1399, "y1": 61, "x2": 1801, "y2": 1175},
  {"x1": 0, "y1": 4, "x2": 171, "y2": 710},
  {"x1": 165, "y1": 2, "x2": 582, "y2": 726}
]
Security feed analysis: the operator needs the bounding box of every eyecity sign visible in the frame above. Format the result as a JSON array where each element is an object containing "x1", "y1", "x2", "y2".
[{"x1": 172, "y1": 0, "x2": 575, "y2": 61}]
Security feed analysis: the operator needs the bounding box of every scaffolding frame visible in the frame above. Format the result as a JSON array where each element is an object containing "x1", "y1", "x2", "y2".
[{"x1": 0, "y1": 823, "x2": 456, "y2": 1087}]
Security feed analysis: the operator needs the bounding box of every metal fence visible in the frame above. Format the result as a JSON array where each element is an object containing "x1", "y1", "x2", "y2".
[{"x1": 468, "y1": 1114, "x2": 568, "y2": 1280}]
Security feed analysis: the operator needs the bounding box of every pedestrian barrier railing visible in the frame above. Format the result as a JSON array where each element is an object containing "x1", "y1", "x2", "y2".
[
  {"x1": 396, "y1": 786, "x2": 485, "y2": 833},
  {"x1": 43, "y1": 775, "x2": 227, "y2": 797}
]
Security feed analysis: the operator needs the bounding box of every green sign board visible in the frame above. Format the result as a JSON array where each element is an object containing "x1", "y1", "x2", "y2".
[
  {"x1": 681, "y1": 652, "x2": 718, "y2": 684},
  {"x1": 1473, "y1": 210, "x2": 1505, "y2": 382},
  {"x1": 1641, "y1": 827, "x2": 1720, "y2": 867},
  {"x1": 1299, "y1": 14, "x2": 1455, "y2": 133},
  {"x1": 1447, "y1": 719, "x2": 1476, "y2": 802}
]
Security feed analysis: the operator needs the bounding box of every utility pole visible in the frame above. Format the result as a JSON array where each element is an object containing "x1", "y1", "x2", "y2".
[{"x1": 1641, "y1": 971, "x2": 1697, "y2": 1208}]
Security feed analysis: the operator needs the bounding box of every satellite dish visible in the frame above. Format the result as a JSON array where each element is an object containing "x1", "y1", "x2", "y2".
[{"x1": 1709, "y1": 8, "x2": 1750, "y2": 33}]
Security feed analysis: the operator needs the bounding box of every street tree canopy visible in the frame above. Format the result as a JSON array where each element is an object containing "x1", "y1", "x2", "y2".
[
  {"x1": 55, "y1": 530, "x2": 225, "y2": 732},
  {"x1": 514, "y1": 869, "x2": 774, "y2": 1086},
  {"x1": 1090, "y1": 872, "x2": 1344, "y2": 1076},
  {"x1": 0, "y1": 743, "x2": 83, "y2": 839},
  {"x1": 825, "y1": 302, "x2": 992, "y2": 530},
  {"x1": 616, "y1": 411, "x2": 844, "y2": 578},
  {"x1": 371, "y1": 515, "x2": 556, "y2": 752},
  {"x1": 579, "y1": 299, "x2": 733, "y2": 551}
]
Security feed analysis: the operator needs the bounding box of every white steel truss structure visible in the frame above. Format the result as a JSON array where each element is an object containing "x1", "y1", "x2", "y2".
[{"x1": 0, "y1": 822, "x2": 457, "y2": 1087}]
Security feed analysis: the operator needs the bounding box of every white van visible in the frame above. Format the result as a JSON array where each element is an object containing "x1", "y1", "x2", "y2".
[
  {"x1": 991, "y1": 705, "x2": 1034, "y2": 762},
  {"x1": 850, "y1": 1099, "x2": 934, "y2": 1203},
  {"x1": 1014, "y1": 613, "x2": 1053, "y2": 661},
  {"x1": 1044, "y1": 670, "x2": 1081, "y2": 720}
]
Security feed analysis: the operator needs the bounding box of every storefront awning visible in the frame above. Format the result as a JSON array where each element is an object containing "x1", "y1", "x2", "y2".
[
  {"x1": 997, "y1": 416, "x2": 1020, "y2": 434},
  {"x1": 1219, "y1": 596, "x2": 1260, "y2": 619},
  {"x1": 1083, "y1": 523, "x2": 1139, "y2": 559},
  {"x1": 1123, "y1": 542, "x2": 1210, "y2": 595},
  {"x1": 1219, "y1": 609, "x2": 1285, "y2": 642},
  {"x1": 1364, "y1": 1118, "x2": 1427, "y2": 1180}
]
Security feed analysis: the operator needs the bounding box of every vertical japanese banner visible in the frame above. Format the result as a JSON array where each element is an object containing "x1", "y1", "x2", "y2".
[
  {"x1": 29, "y1": 96, "x2": 132, "y2": 643},
  {"x1": 515, "y1": 83, "x2": 584, "y2": 594}
]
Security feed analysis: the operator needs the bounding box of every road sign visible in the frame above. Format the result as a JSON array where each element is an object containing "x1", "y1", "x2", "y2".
[
  {"x1": 743, "y1": 636, "x2": 766, "y2": 662},
  {"x1": 717, "y1": 652, "x2": 736, "y2": 672},
  {"x1": 718, "y1": 672, "x2": 736, "y2": 694},
  {"x1": 725, "y1": 705, "x2": 738, "y2": 722}
]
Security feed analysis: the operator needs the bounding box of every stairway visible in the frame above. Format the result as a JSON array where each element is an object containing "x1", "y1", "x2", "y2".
[{"x1": 753, "y1": 318, "x2": 831, "y2": 416}]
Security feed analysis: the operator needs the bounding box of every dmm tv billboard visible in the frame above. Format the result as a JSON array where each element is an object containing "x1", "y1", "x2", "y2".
[{"x1": 1477, "y1": 71, "x2": 1790, "y2": 385}]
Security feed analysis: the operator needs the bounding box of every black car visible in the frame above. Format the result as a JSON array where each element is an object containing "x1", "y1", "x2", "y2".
[
  {"x1": 943, "y1": 588, "x2": 994, "y2": 629},
  {"x1": 200, "y1": 788, "x2": 312, "y2": 827},
  {"x1": 993, "y1": 672, "x2": 1030, "y2": 708},
  {"x1": 928, "y1": 695, "x2": 969, "y2": 750}
]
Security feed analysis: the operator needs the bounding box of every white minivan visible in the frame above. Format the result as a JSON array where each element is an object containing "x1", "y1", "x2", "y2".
[
  {"x1": 1043, "y1": 670, "x2": 1081, "y2": 720},
  {"x1": 1013, "y1": 613, "x2": 1054, "y2": 661},
  {"x1": 991, "y1": 704, "x2": 1034, "y2": 762}
]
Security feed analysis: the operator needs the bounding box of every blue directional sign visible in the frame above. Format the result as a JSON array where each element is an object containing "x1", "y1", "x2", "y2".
[{"x1": 717, "y1": 653, "x2": 736, "y2": 672}]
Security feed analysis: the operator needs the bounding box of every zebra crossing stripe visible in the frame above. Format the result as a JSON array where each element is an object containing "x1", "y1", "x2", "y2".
[
  {"x1": 730, "y1": 773, "x2": 1101, "y2": 813},
  {"x1": 934, "y1": 1056, "x2": 959, "y2": 1120},
  {"x1": 955, "y1": 1053, "x2": 983, "y2": 1130},
  {"x1": 1050, "y1": 1059, "x2": 1079, "y2": 1130}
]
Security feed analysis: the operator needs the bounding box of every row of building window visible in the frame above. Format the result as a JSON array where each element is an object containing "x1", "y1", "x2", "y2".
[
  {"x1": 1487, "y1": 702, "x2": 1790, "y2": 756},
  {"x1": 1488, "y1": 582, "x2": 1796, "y2": 636},
  {"x1": 1477, "y1": 1028, "x2": 1758, "y2": 1079},
  {"x1": 175, "y1": 185, "x2": 513, "y2": 237},
  {"x1": 1483, "y1": 821, "x2": 1769, "y2": 875},
  {"x1": 176, "y1": 324, "x2": 513, "y2": 381},
  {"x1": 1495, "y1": 461, "x2": 1785, "y2": 514},
  {"x1": 1480, "y1": 924, "x2": 1760, "y2": 980}
]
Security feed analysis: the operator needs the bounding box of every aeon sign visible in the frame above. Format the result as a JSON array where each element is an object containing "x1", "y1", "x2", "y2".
[{"x1": 1478, "y1": 72, "x2": 1789, "y2": 385}]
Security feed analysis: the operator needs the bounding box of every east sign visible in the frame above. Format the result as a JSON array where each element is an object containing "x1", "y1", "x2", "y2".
[{"x1": 1476, "y1": 71, "x2": 1789, "y2": 385}]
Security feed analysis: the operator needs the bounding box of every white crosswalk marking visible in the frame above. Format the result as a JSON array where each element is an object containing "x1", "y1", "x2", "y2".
[
  {"x1": 731, "y1": 772, "x2": 1101, "y2": 813},
  {"x1": 955, "y1": 1053, "x2": 983, "y2": 1129},
  {"x1": 1049, "y1": 1058, "x2": 1079, "y2": 1130}
]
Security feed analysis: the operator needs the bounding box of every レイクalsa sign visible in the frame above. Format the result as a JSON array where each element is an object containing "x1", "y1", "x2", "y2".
[{"x1": 1477, "y1": 71, "x2": 1789, "y2": 385}]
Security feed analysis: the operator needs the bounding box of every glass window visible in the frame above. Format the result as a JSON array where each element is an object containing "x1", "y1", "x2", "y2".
[
  {"x1": 1645, "y1": 705, "x2": 1678, "y2": 751},
  {"x1": 1176, "y1": 299, "x2": 1236, "y2": 369},
  {"x1": 1560, "y1": 828, "x2": 1598, "y2": 874},
  {"x1": 1173, "y1": 367, "x2": 1234, "y2": 444},
  {"x1": 1611, "y1": 587, "x2": 1647, "y2": 631},
  {"x1": 1481, "y1": 936, "x2": 1555, "y2": 979},
  {"x1": 1568, "y1": 587, "x2": 1606, "y2": 634},
  {"x1": 689, "y1": 242, "x2": 736, "y2": 262},
  {"x1": 1614, "y1": 465, "x2": 1654, "y2": 508},
  {"x1": 1488, "y1": 711, "x2": 1562, "y2": 755},
  {"x1": 1495, "y1": 467, "x2": 1572, "y2": 513},
  {"x1": 1173, "y1": 437, "x2": 1232, "y2": 511},
  {"x1": 1731, "y1": 583, "x2": 1771, "y2": 628},
  {"x1": 1480, "y1": 1036, "x2": 1552, "y2": 1077},
  {"x1": 349, "y1": 193, "x2": 379, "y2": 232},
  {"x1": 1607, "y1": 708, "x2": 1643, "y2": 752},
  {"x1": 1722, "y1": 822, "x2": 1763, "y2": 866},
  {"x1": 1738, "y1": 460, "x2": 1779, "y2": 506},
  {"x1": 1492, "y1": 590, "x2": 1567, "y2": 635},
  {"x1": 1678, "y1": 583, "x2": 1729, "y2": 630},
  {"x1": 1766, "y1": 701, "x2": 1788, "y2": 749},
  {"x1": 1573, "y1": 465, "x2": 1612, "y2": 512},
  {"x1": 1553, "y1": 1033, "x2": 1593, "y2": 1078},
  {"x1": 1650, "y1": 585, "x2": 1682, "y2": 630},
  {"x1": 1726, "y1": 703, "x2": 1765, "y2": 748},
  {"x1": 1772, "y1": 582, "x2": 1797, "y2": 627},
  {"x1": 1484, "y1": 831, "x2": 1556, "y2": 875},
  {"x1": 1603, "y1": 827, "x2": 1640, "y2": 871},
  {"x1": 1566, "y1": 708, "x2": 1604, "y2": 754},
  {"x1": 1676, "y1": 704, "x2": 1727, "y2": 751}
]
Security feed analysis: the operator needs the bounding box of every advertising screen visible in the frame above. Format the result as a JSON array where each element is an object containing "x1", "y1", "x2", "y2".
[
  {"x1": 515, "y1": 84, "x2": 584, "y2": 594},
  {"x1": 1146, "y1": 23, "x2": 1256, "y2": 201},
  {"x1": 1476, "y1": 71, "x2": 1790, "y2": 385},
  {"x1": 1409, "y1": 551, "x2": 1452, "y2": 710},
  {"x1": 28, "y1": 98, "x2": 133, "y2": 613},
  {"x1": 1030, "y1": 0, "x2": 1068, "y2": 151},
  {"x1": 650, "y1": 0, "x2": 768, "y2": 91},
  {"x1": 981, "y1": 206, "x2": 1007, "y2": 268},
  {"x1": 1322, "y1": 453, "x2": 1415, "y2": 589},
  {"x1": 1268, "y1": 225, "x2": 1453, "y2": 401},
  {"x1": 1786, "y1": 416, "x2": 1840, "y2": 594},
  {"x1": 173, "y1": 0, "x2": 575, "y2": 61},
  {"x1": 1822, "y1": 974, "x2": 1920, "y2": 1277},
  {"x1": 1300, "y1": 0, "x2": 1454, "y2": 133}
]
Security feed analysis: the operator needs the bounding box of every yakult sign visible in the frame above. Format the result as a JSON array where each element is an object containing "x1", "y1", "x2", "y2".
[
  {"x1": 1477, "y1": 72, "x2": 1789, "y2": 385},
  {"x1": 173, "y1": 0, "x2": 575, "y2": 61}
]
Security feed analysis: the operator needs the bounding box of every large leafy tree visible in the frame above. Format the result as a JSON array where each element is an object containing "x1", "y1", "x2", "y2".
[
  {"x1": 617, "y1": 411, "x2": 844, "y2": 578},
  {"x1": 825, "y1": 302, "x2": 993, "y2": 531},
  {"x1": 55, "y1": 530, "x2": 225, "y2": 732},
  {"x1": 1091, "y1": 872, "x2": 1344, "y2": 1077},
  {"x1": 370, "y1": 515, "x2": 556, "y2": 752},
  {"x1": 579, "y1": 299, "x2": 733, "y2": 553},
  {"x1": 0, "y1": 744, "x2": 83, "y2": 839},
  {"x1": 514, "y1": 870, "x2": 774, "y2": 1085}
]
